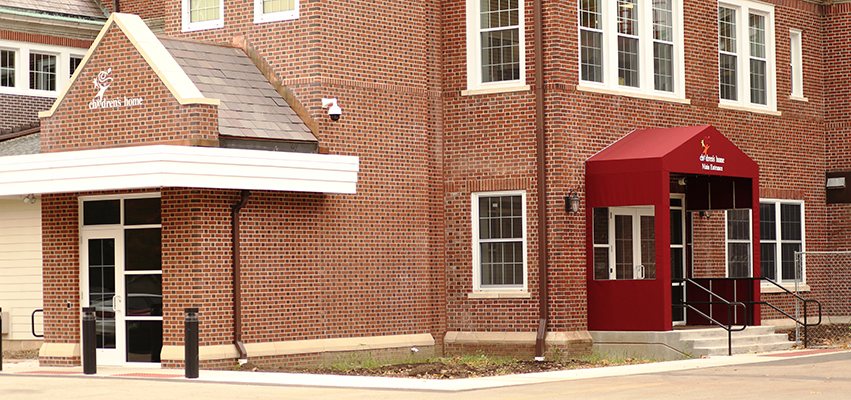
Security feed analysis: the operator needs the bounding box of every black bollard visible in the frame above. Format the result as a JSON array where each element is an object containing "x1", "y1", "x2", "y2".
[
  {"x1": 185, "y1": 308, "x2": 199, "y2": 379},
  {"x1": 82, "y1": 307, "x2": 97, "y2": 375}
]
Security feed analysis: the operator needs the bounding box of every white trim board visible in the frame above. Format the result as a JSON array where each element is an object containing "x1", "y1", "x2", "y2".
[{"x1": 0, "y1": 145, "x2": 359, "y2": 196}]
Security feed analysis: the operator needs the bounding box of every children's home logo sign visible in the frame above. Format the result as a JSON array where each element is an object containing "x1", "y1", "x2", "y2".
[
  {"x1": 89, "y1": 68, "x2": 144, "y2": 110},
  {"x1": 699, "y1": 135, "x2": 725, "y2": 172}
]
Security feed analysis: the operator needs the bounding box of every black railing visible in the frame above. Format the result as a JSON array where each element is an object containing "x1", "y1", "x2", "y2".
[
  {"x1": 680, "y1": 278, "x2": 748, "y2": 356},
  {"x1": 756, "y1": 278, "x2": 822, "y2": 348}
]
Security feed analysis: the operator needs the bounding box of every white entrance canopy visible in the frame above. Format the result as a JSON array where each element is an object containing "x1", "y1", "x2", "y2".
[{"x1": 0, "y1": 145, "x2": 359, "y2": 196}]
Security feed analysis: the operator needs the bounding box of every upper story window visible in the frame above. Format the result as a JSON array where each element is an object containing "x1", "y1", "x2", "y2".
[
  {"x1": 29, "y1": 53, "x2": 56, "y2": 91},
  {"x1": 465, "y1": 0, "x2": 526, "y2": 93},
  {"x1": 1, "y1": 49, "x2": 14, "y2": 87},
  {"x1": 254, "y1": 0, "x2": 299, "y2": 23},
  {"x1": 0, "y1": 40, "x2": 83, "y2": 97},
  {"x1": 472, "y1": 191, "x2": 527, "y2": 292},
  {"x1": 790, "y1": 29, "x2": 804, "y2": 99},
  {"x1": 718, "y1": 1, "x2": 776, "y2": 111},
  {"x1": 182, "y1": 0, "x2": 224, "y2": 32},
  {"x1": 578, "y1": 0, "x2": 685, "y2": 99}
]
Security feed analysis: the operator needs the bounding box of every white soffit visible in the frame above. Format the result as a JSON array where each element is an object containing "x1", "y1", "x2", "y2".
[{"x1": 0, "y1": 145, "x2": 359, "y2": 196}]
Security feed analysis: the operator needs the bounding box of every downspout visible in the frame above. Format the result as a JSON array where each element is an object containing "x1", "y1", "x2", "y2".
[
  {"x1": 113, "y1": 0, "x2": 119, "y2": 13},
  {"x1": 534, "y1": 0, "x2": 549, "y2": 358},
  {"x1": 231, "y1": 190, "x2": 250, "y2": 360}
]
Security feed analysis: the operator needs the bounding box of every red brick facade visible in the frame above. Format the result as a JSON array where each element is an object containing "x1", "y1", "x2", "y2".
[{"x1": 25, "y1": 0, "x2": 851, "y2": 367}]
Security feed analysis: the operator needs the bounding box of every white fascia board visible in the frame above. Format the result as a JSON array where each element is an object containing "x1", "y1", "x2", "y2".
[{"x1": 0, "y1": 145, "x2": 359, "y2": 196}]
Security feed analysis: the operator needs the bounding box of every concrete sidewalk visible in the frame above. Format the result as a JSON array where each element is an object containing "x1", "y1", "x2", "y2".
[{"x1": 1, "y1": 348, "x2": 847, "y2": 392}]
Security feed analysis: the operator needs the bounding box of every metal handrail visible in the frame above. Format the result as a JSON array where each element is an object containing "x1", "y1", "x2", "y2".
[
  {"x1": 682, "y1": 278, "x2": 748, "y2": 356},
  {"x1": 757, "y1": 278, "x2": 822, "y2": 347},
  {"x1": 32, "y1": 309, "x2": 44, "y2": 338}
]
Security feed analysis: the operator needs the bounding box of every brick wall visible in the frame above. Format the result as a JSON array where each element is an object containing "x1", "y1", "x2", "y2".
[{"x1": 0, "y1": 94, "x2": 53, "y2": 132}]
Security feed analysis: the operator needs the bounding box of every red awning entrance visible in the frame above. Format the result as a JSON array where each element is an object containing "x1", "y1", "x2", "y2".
[{"x1": 584, "y1": 125, "x2": 760, "y2": 331}]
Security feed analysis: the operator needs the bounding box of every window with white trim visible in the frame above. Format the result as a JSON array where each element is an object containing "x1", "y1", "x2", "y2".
[
  {"x1": 790, "y1": 29, "x2": 803, "y2": 98},
  {"x1": 254, "y1": 0, "x2": 299, "y2": 23},
  {"x1": 466, "y1": 0, "x2": 525, "y2": 92},
  {"x1": 593, "y1": 206, "x2": 656, "y2": 280},
  {"x1": 0, "y1": 40, "x2": 82, "y2": 97},
  {"x1": 578, "y1": 0, "x2": 685, "y2": 98},
  {"x1": 725, "y1": 200, "x2": 805, "y2": 284},
  {"x1": 718, "y1": 1, "x2": 776, "y2": 110},
  {"x1": 182, "y1": 0, "x2": 224, "y2": 32},
  {"x1": 472, "y1": 192, "x2": 527, "y2": 291},
  {"x1": 70, "y1": 56, "x2": 83, "y2": 77},
  {"x1": 29, "y1": 53, "x2": 56, "y2": 91},
  {"x1": 1, "y1": 49, "x2": 14, "y2": 88}
]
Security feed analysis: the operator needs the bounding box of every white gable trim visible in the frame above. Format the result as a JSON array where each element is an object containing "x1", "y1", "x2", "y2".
[
  {"x1": 0, "y1": 145, "x2": 359, "y2": 195},
  {"x1": 39, "y1": 13, "x2": 218, "y2": 118}
]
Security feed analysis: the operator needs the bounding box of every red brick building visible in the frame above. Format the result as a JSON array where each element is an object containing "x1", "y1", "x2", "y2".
[{"x1": 2, "y1": 0, "x2": 851, "y2": 367}]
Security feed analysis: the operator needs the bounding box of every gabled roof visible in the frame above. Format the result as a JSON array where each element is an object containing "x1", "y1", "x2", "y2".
[
  {"x1": 39, "y1": 13, "x2": 316, "y2": 143},
  {"x1": 0, "y1": 0, "x2": 106, "y2": 19},
  {"x1": 586, "y1": 125, "x2": 758, "y2": 178},
  {"x1": 161, "y1": 38, "x2": 316, "y2": 142}
]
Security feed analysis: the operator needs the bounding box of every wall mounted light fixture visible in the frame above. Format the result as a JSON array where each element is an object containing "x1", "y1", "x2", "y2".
[
  {"x1": 22, "y1": 194, "x2": 36, "y2": 204},
  {"x1": 566, "y1": 190, "x2": 580, "y2": 214}
]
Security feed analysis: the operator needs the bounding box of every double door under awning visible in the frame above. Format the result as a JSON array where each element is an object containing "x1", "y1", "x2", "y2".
[{"x1": 584, "y1": 125, "x2": 761, "y2": 331}]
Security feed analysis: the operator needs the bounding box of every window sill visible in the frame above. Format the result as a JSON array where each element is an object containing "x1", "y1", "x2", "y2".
[
  {"x1": 462, "y1": 85, "x2": 530, "y2": 96},
  {"x1": 576, "y1": 85, "x2": 691, "y2": 105},
  {"x1": 717, "y1": 102, "x2": 782, "y2": 116},
  {"x1": 254, "y1": 11, "x2": 298, "y2": 24},
  {"x1": 761, "y1": 284, "x2": 810, "y2": 294},
  {"x1": 468, "y1": 291, "x2": 531, "y2": 299},
  {"x1": 182, "y1": 20, "x2": 224, "y2": 33},
  {"x1": 789, "y1": 95, "x2": 809, "y2": 102}
]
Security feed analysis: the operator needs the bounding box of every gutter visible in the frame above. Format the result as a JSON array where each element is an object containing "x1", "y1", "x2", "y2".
[
  {"x1": 534, "y1": 0, "x2": 549, "y2": 358},
  {"x1": 0, "y1": 6, "x2": 106, "y2": 26},
  {"x1": 231, "y1": 190, "x2": 250, "y2": 361}
]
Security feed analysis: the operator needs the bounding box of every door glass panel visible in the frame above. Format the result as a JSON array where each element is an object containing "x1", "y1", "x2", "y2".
[
  {"x1": 593, "y1": 207, "x2": 608, "y2": 244},
  {"x1": 125, "y1": 228, "x2": 162, "y2": 271},
  {"x1": 88, "y1": 238, "x2": 116, "y2": 349},
  {"x1": 125, "y1": 197, "x2": 162, "y2": 225},
  {"x1": 671, "y1": 247, "x2": 684, "y2": 280},
  {"x1": 672, "y1": 284, "x2": 685, "y2": 321},
  {"x1": 594, "y1": 247, "x2": 609, "y2": 280},
  {"x1": 670, "y1": 209, "x2": 683, "y2": 245},
  {"x1": 640, "y1": 215, "x2": 656, "y2": 278},
  {"x1": 83, "y1": 200, "x2": 120, "y2": 225},
  {"x1": 614, "y1": 215, "x2": 634, "y2": 279},
  {"x1": 125, "y1": 275, "x2": 163, "y2": 315},
  {"x1": 125, "y1": 274, "x2": 163, "y2": 363},
  {"x1": 126, "y1": 320, "x2": 163, "y2": 362}
]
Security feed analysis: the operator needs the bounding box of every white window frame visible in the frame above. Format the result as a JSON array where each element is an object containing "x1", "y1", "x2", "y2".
[
  {"x1": 789, "y1": 29, "x2": 805, "y2": 100},
  {"x1": 471, "y1": 191, "x2": 528, "y2": 292},
  {"x1": 724, "y1": 200, "x2": 806, "y2": 286},
  {"x1": 718, "y1": 0, "x2": 777, "y2": 112},
  {"x1": 0, "y1": 40, "x2": 83, "y2": 98},
  {"x1": 254, "y1": 0, "x2": 299, "y2": 24},
  {"x1": 465, "y1": 0, "x2": 527, "y2": 94},
  {"x1": 182, "y1": 0, "x2": 225, "y2": 33},
  {"x1": 576, "y1": 0, "x2": 686, "y2": 100},
  {"x1": 724, "y1": 208, "x2": 753, "y2": 278},
  {"x1": 594, "y1": 206, "x2": 656, "y2": 280}
]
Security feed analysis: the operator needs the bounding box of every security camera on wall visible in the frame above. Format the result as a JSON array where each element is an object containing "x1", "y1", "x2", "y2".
[{"x1": 321, "y1": 98, "x2": 342, "y2": 121}]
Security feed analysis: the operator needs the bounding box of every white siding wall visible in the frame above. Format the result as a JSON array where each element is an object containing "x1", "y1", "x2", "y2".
[{"x1": 0, "y1": 198, "x2": 43, "y2": 341}]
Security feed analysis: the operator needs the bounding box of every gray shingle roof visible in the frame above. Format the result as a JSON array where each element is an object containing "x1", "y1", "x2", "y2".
[
  {"x1": 160, "y1": 38, "x2": 316, "y2": 143},
  {"x1": 0, "y1": 133, "x2": 40, "y2": 156},
  {"x1": 0, "y1": 0, "x2": 106, "y2": 19}
]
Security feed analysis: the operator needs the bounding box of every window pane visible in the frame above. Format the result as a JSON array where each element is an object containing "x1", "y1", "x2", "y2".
[
  {"x1": 0, "y1": 50, "x2": 14, "y2": 87},
  {"x1": 750, "y1": 59, "x2": 766, "y2": 105},
  {"x1": 593, "y1": 207, "x2": 608, "y2": 244},
  {"x1": 781, "y1": 243, "x2": 801, "y2": 280},
  {"x1": 726, "y1": 209, "x2": 750, "y2": 240},
  {"x1": 761, "y1": 242, "x2": 776, "y2": 281},
  {"x1": 480, "y1": 241, "x2": 523, "y2": 286},
  {"x1": 190, "y1": 0, "x2": 219, "y2": 22},
  {"x1": 653, "y1": 42, "x2": 673, "y2": 92},
  {"x1": 760, "y1": 203, "x2": 776, "y2": 240},
  {"x1": 617, "y1": 0, "x2": 637, "y2": 36},
  {"x1": 652, "y1": 0, "x2": 673, "y2": 42},
  {"x1": 580, "y1": 30, "x2": 603, "y2": 82},
  {"x1": 125, "y1": 228, "x2": 162, "y2": 271},
  {"x1": 670, "y1": 208, "x2": 683, "y2": 245},
  {"x1": 84, "y1": 200, "x2": 121, "y2": 225},
  {"x1": 719, "y1": 7, "x2": 737, "y2": 53},
  {"x1": 780, "y1": 204, "x2": 802, "y2": 240},
  {"x1": 481, "y1": 29, "x2": 520, "y2": 83},
  {"x1": 640, "y1": 215, "x2": 656, "y2": 279},
  {"x1": 749, "y1": 14, "x2": 765, "y2": 59},
  {"x1": 580, "y1": 0, "x2": 601, "y2": 29},
  {"x1": 594, "y1": 247, "x2": 609, "y2": 280},
  {"x1": 720, "y1": 54, "x2": 738, "y2": 100},
  {"x1": 29, "y1": 53, "x2": 56, "y2": 91},
  {"x1": 728, "y1": 242, "x2": 750, "y2": 277},
  {"x1": 614, "y1": 215, "x2": 634, "y2": 279},
  {"x1": 70, "y1": 56, "x2": 83, "y2": 77},
  {"x1": 618, "y1": 36, "x2": 639, "y2": 87},
  {"x1": 125, "y1": 197, "x2": 162, "y2": 225},
  {"x1": 671, "y1": 247, "x2": 684, "y2": 280}
]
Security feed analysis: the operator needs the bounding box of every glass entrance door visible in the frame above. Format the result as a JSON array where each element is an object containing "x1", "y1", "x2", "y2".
[
  {"x1": 81, "y1": 195, "x2": 163, "y2": 365},
  {"x1": 671, "y1": 196, "x2": 687, "y2": 325}
]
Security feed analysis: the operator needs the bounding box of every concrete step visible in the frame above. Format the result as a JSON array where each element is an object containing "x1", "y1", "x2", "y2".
[
  {"x1": 694, "y1": 340, "x2": 795, "y2": 356},
  {"x1": 681, "y1": 326, "x2": 794, "y2": 356}
]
